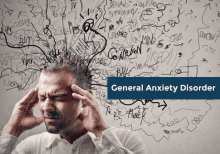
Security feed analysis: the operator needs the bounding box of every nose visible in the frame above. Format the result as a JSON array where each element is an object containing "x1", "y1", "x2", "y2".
[
  {"x1": 42, "y1": 98, "x2": 56, "y2": 113},
  {"x1": 41, "y1": 98, "x2": 61, "y2": 119}
]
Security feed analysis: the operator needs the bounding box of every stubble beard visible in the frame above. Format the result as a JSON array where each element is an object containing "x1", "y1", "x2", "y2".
[
  {"x1": 45, "y1": 121, "x2": 68, "y2": 134},
  {"x1": 44, "y1": 118, "x2": 80, "y2": 134}
]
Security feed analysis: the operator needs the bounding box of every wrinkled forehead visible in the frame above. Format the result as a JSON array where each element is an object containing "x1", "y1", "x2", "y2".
[{"x1": 38, "y1": 70, "x2": 77, "y2": 95}]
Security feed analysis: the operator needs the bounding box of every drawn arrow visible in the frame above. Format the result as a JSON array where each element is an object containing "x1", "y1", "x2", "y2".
[{"x1": 151, "y1": 100, "x2": 167, "y2": 111}]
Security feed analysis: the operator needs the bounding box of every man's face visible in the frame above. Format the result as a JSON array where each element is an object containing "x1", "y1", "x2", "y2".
[{"x1": 38, "y1": 70, "x2": 82, "y2": 134}]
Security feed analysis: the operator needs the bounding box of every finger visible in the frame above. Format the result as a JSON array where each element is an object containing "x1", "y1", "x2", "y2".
[
  {"x1": 72, "y1": 93, "x2": 93, "y2": 107},
  {"x1": 28, "y1": 85, "x2": 39, "y2": 109},
  {"x1": 35, "y1": 116, "x2": 44, "y2": 125},
  {"x1": 31, "y1": 116, "x2": 44, "y2": 128},
  {"x1": 71, "y1": 85, "x2": 92, "y2": 100},
  {"x1": 18, "y1": 89, "x2": 36, "y2": 106},
  {"x1": 27, "y1": 93, "x2": 39, "y2": 111}
]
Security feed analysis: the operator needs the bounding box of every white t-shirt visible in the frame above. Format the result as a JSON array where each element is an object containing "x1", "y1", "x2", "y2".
[{"x1": 0, "y1": 127, "x2": 146, "y2": 154}]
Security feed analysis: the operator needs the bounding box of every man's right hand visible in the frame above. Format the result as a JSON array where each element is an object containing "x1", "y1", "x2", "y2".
[{"x1": 2, "y1": 86, "x2": 44, "y2": 137}]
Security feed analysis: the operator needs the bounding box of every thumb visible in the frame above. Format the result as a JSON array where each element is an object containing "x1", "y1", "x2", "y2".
[{"x1": 33, "y1": 116, "x2": 44, "y2": 126}]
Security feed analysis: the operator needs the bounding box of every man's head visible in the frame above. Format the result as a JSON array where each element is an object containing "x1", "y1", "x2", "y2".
[{"x1": 38, "y1": 57, "x2": 92, "y2": 134}]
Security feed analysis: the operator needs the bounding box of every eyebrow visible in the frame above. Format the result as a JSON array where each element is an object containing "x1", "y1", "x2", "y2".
[
  {"x1": 38, "y1": 94, "x2": 68, "y2": 97},
  {"x1": 50, "y1": 94, "x2": 68, "y2": 97}
]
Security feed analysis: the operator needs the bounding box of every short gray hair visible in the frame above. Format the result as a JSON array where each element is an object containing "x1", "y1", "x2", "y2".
[{"x1": 43, "y1": 55, "x2": 92, "y2": 90}]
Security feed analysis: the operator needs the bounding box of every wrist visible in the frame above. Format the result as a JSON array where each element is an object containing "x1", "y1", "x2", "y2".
[
  {"x1": 93, "y1": 124, "x2": 110, "y2": 138},
  {"x1": 2, "y1": 124, "x2": 24, "y2": 137}
]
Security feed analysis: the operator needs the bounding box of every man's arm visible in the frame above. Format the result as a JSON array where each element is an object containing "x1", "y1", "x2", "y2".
[
  {"x1": 0, "y1": 133, "x2": 18, "y2": 154},
  {"x1": 71, "y1": 85, "x2": 110, "y2": 138},
  {"x1": 0, "y1": 87, "x2": 44, "y2": 154},
  {"x1": 90, "y1": 127, "x2": 146, "y2": 154},
  {"x1": 71, "y1": 85, "x2": 146, "y2": 154}
]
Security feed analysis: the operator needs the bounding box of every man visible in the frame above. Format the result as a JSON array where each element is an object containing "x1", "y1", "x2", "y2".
[{"x1": 0, "y1": 57, "x2": 146, "y2": 154}]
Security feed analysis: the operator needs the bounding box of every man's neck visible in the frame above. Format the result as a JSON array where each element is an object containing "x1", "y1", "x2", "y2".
[{"x1": 60, "y1": 128, "x2": 88, "y2": 144}]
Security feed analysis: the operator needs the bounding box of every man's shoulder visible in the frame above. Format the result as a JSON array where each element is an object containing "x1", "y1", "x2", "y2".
[
  {"x1": 109, "y1": 127, "x2": 136, "y2": 135},
  {"x1": 15, "y1": 132, "x2": 56, "y2": 152},
  {"x1": 106, "y1": 127, "x2": 139, "y2": 140},
  {"x1": 101, "y1": 127, "x2": 144, "y2": 150},
  {"x1": 23, "y1": 132, "x2": 57, "y2": 148}
]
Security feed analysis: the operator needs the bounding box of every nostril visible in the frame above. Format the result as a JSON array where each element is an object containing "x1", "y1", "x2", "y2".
[
  {"x1": 47, "y1": 111, "x2": 56, "y2": 116},
  {"x1": 46, "y1": 111, "x2": 61, "y2": 119}
]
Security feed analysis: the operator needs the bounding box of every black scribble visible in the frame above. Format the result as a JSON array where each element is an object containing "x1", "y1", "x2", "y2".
[
  {"x1": 4, "y1": 4, "x2": 14, "y2": 16},
  {"x1": 0, "y1": 0, "x2": 217, "y2": 143}
]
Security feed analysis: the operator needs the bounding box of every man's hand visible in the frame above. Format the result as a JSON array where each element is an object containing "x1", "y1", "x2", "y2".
[
  {"x1": 2, "y1": 86, "x2": 44, "y2": 137},
  {"x1": 71, "y1": 85, "x2": 110, "y2": 138}
]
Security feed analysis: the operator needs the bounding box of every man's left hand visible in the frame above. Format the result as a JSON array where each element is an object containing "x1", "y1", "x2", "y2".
[{"x1": 71, "y1": 85, "x2": 110, "y2": 138}]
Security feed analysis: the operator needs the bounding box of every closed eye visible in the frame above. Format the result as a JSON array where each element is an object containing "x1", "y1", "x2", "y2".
[
  {"x1": 50, "y1": 94, "x2": 68, "y2": 102},
  {"x1": 50, "y1": 96, "x2": 67, "y2": 102}
]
